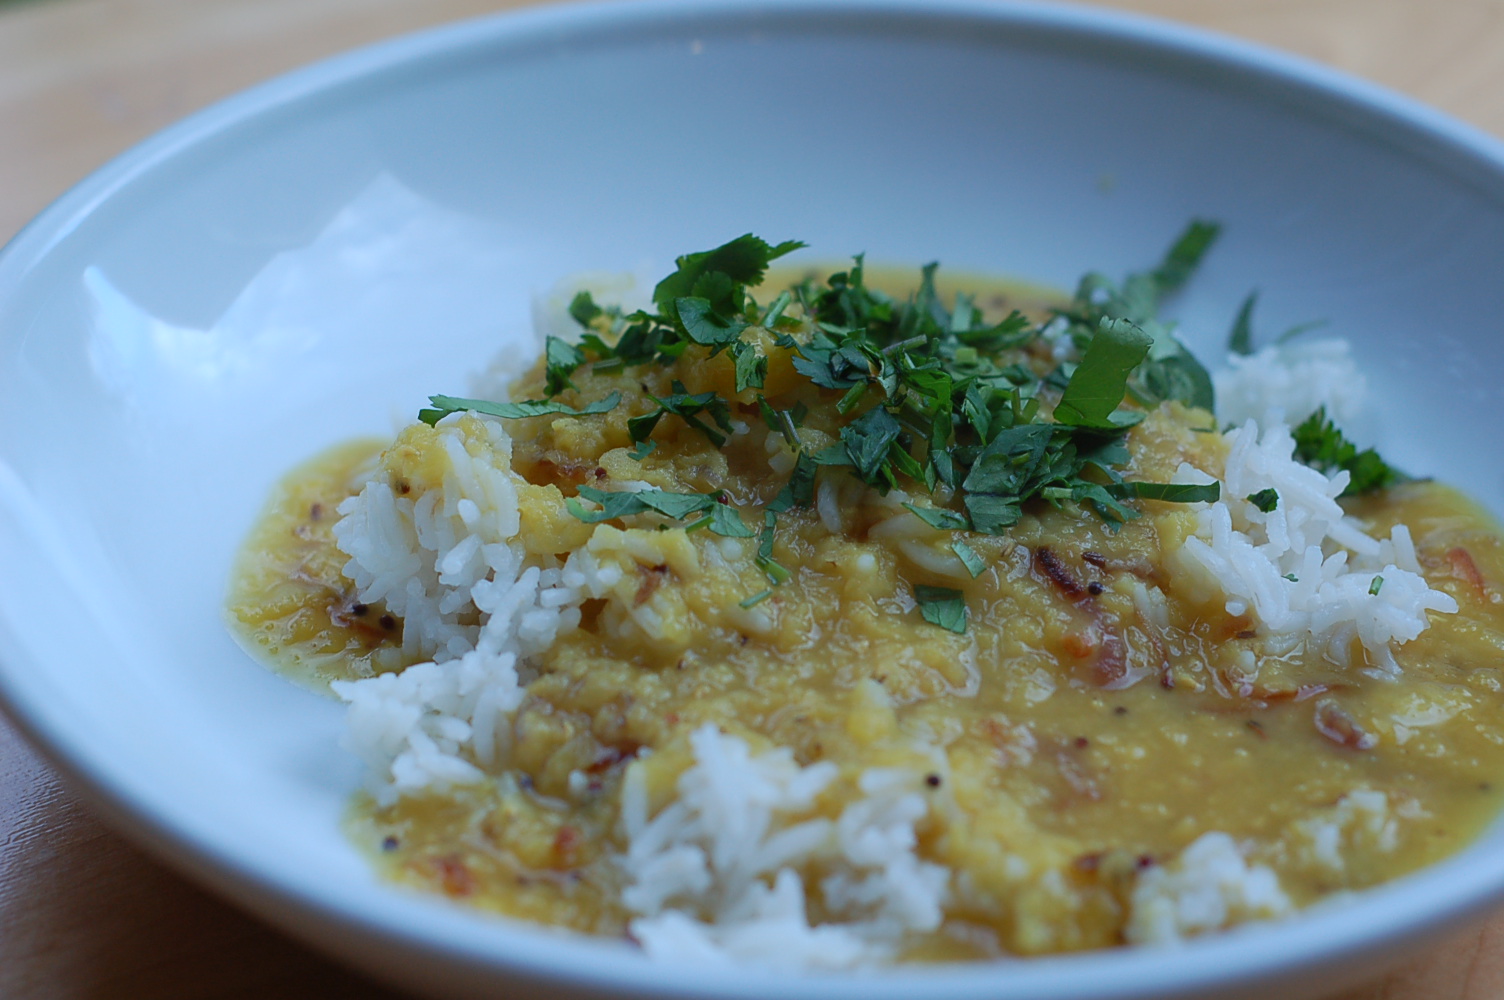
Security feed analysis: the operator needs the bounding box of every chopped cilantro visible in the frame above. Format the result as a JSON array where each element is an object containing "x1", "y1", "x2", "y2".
[
  {"x1": 739, "y1": 588, "x2": 775, "y2": 609},
  {"x1": 687, "y1": 501, "x2": 756, "y2": 538},
  {"x1": 418, "y1": 391, "x2": 620, "y2": 427},
  {"x1": 1124, "y1": 482, "x2": 1221, "y2": 503},
  {"x1": 544, "y1": 335, "x2": 586, "y2": 395},
  {"x1": 1292, "y1": 407, "x2": 1405, "y2": 495},
  {"x1": 915, "y1": 584, "x2": 967, "y2": 634},
  {"x1": 568, "y1": 290, "x2": 603, "y2": 329},
  {"x1": 676, "y1": 296, "x2": 747, "y2": 353},
  {"x1": 1053, "y1": 318, "x2": 1153, "y2": 428},
  {"x1": 1246, "y1": 488, "x2": 1279, "y2": 512},
  {"x1": 951, "y1": 540, "x2": 986, "y2": 578},
  {"x1": 567, "y1": 485, "x2": 751, "y2": 537},
  {"x1": 903, "y1": 503, "x2": 969, "y2": 531},
  {"x1": 470, "y1": 227, "x2": 1248, "y2": 607},
  {"x1": 652, "y1": 234, "x2": 806, "y2": 319},
  {"x1": 1227, "y1": 292, "x2": 1257, "y2": 356},
  {"x1": 628, "y1": 382, "x2": 735, "y2": 447}
]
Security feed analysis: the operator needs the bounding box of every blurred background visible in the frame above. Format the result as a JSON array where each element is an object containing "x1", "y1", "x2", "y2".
[{"x1": 3, "y1": 1, "x2": 1504, "y2": 997}]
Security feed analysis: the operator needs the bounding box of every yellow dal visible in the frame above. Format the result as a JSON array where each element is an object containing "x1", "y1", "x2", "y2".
[{"x1": 227, "y1": 277, "x2": 1504, "y2": 958}]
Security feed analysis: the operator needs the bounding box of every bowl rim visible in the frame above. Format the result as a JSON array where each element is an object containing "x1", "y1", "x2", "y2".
[{"x1": 4, "y1": 1, "x2": 1504, "y2": 997}]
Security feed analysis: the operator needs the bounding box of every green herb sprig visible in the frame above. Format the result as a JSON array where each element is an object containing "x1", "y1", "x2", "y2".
[{"x1": 1292, "y1": 407, "x2": 1406, "y2": 496}]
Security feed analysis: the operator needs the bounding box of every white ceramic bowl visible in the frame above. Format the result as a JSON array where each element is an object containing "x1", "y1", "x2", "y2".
[{"x1": 4, "y1": 1, "x2": 1504, "y2": 997}]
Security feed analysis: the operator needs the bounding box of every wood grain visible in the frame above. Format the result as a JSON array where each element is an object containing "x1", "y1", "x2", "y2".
[{"x1": 3, "y1": 1, "x2": 1504, "y2": 997}]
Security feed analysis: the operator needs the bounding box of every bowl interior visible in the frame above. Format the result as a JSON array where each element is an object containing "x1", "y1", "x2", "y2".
[{"x1": 4, "y1": 2, "x2": 1504, "y2": 998}]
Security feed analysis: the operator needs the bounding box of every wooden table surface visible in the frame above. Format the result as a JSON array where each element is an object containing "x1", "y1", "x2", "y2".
[{"x1": 6, "y1": 0, "x2": 1504, "y2": 996}]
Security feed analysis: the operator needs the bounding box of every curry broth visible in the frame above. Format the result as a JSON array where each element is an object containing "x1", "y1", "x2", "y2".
[{"x1": 227, "y1": 273, "x2": 1504, "y2": 957}]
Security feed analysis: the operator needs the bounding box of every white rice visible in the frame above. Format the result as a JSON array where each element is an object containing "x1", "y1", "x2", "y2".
[
  {"x1": 1213, "y1": 338, "x2": 1366, "y2": 429},
  {"x1": 620, "y1": 725, "x2": 950, "y2": 968},
  {"x1": 1172, "y1": 416, "x2": 1456, "y2": 675},
  {"x1": 1126, "y1": 833, "x2": 1292, "y2": 944},
  {"x1": 329, "y1": 415, "x2": 594, "y2": 802}
]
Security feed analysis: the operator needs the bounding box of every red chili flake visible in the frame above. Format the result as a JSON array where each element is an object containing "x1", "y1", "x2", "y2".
[
  {"x1": 1246, "y1": 719, "x2": 1267, "y2": 739},
  {"x1": 1314, "y1": 698, "x2": 1377, "y2": 750},
  {"x1": 1073, "y1": 737, "x2": 1089, "y2": 749},
  {"x1": 1447, "y1": 547, "x2": 1487, "y2": 599},
  {"x1": 593, "y1": 467, "x2": 608, "y2": 480}
]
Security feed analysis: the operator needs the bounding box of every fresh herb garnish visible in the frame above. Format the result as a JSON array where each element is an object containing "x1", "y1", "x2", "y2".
[
  {"x1": 1369, "y1": 575, "x2": 1384, "y2": 596},
  {"x1": 627, "y1": 382, "x2": 735, "y2": 447},
  {"x1": 418, "y1": 391, "x2": 621, "y2": 427},
  {"x1": 442, "y1": 226, "x2": 1239, "y2": 634},
  {"x1": 1225, "y1": 290, "x2": 1326, "y2": 354},
  {"x1": 1056, "y1": 221, "x2": 1220, "y2": 413},
  {"x1": 915, "y1": 585, "x2": 968, "y2": 634},
  {"x1": 951, "y1": 540, "x2": 986, "y2": 579},
  {"x1": 1292, "y1": 407, "x2": 1405, "y2": 496},
  {"x1": 1246, "y1": 488, "x2": 1279, "y2": 513},
  {"x1": 1124, "y1": 482, "x2": 1221, "y2": 503},
  {"x1": 1227, "y1": 292, "x2": 1258, "y2": 356},
  {"x1": 566, "y1": 486, "x2": 752, "y2": 537}
]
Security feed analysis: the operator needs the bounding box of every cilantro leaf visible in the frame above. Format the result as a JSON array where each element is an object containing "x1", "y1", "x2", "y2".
[
  {"x1": 652, "y1": 234, "x2": 806, "y2": 318},
  {"x1": 570, "y1": 485, "x2": 713, "y2": 524},
  {"x1": 688, "y1": 501, "x2": 757, "y2": 538},
  {"x1": 951, "y1": 539, "x2": 986, "y2": 578},
  {"x1": 545, "y1": 335, "x2": 586, "y2": 395},
  {"x1": 1292, "y1": 407, "x2": 1406, "y2": 495},
  {"x1": 963, "y1": 493, "x2": 1022, "y2": 534},
  {"x1": 756, "y1": 511, "x2": 792, "y2": 584},
  {"x1": 1152, "y1": 220, "x2": 1221, "y2": 294},
  {"x1": 1053, "y1": 318, "x2": 1153, "y2": 428},
  {"x1": 769, "y1": 453, "x2": 818, "y2": 513},
  {"x1": 676, "y1": 296, "x2": 747, "y2": 352},
  {"x1": 915, "y1": 584, "x2": 967, "y2": 634},
  {"x1": 731, "y1": 340, "x2": 767, "y2": 393},
  {"x1": 841, "y1": 407, "x2": 903, "y2": 482},
  {"x1": 628, "y1": 382, "x2": 735, "y2": 447},
  {"x1": 1246, "y1": 487, "x2": 1278, "y2": 512},
  {"x1": 902, "y1": 502, "x2": 969, "y2": 531},
  {"x1": 1123, "y1": 481, "x2": 1221, "y2": 503},
  {"x1": 568, "y1": 291, "x2": 603, "y2": 329},
  {"x1": 419, "y1": 391, "x2": 620, "y2": 426},
  {"x1": 1227, "y1": 291, "x2": 1257, "y2": 356}
]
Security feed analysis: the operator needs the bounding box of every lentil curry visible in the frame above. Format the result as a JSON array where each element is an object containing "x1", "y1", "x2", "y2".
[{"x1": 227, "y1": 229, "x2": 1504, "y2": 958}]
